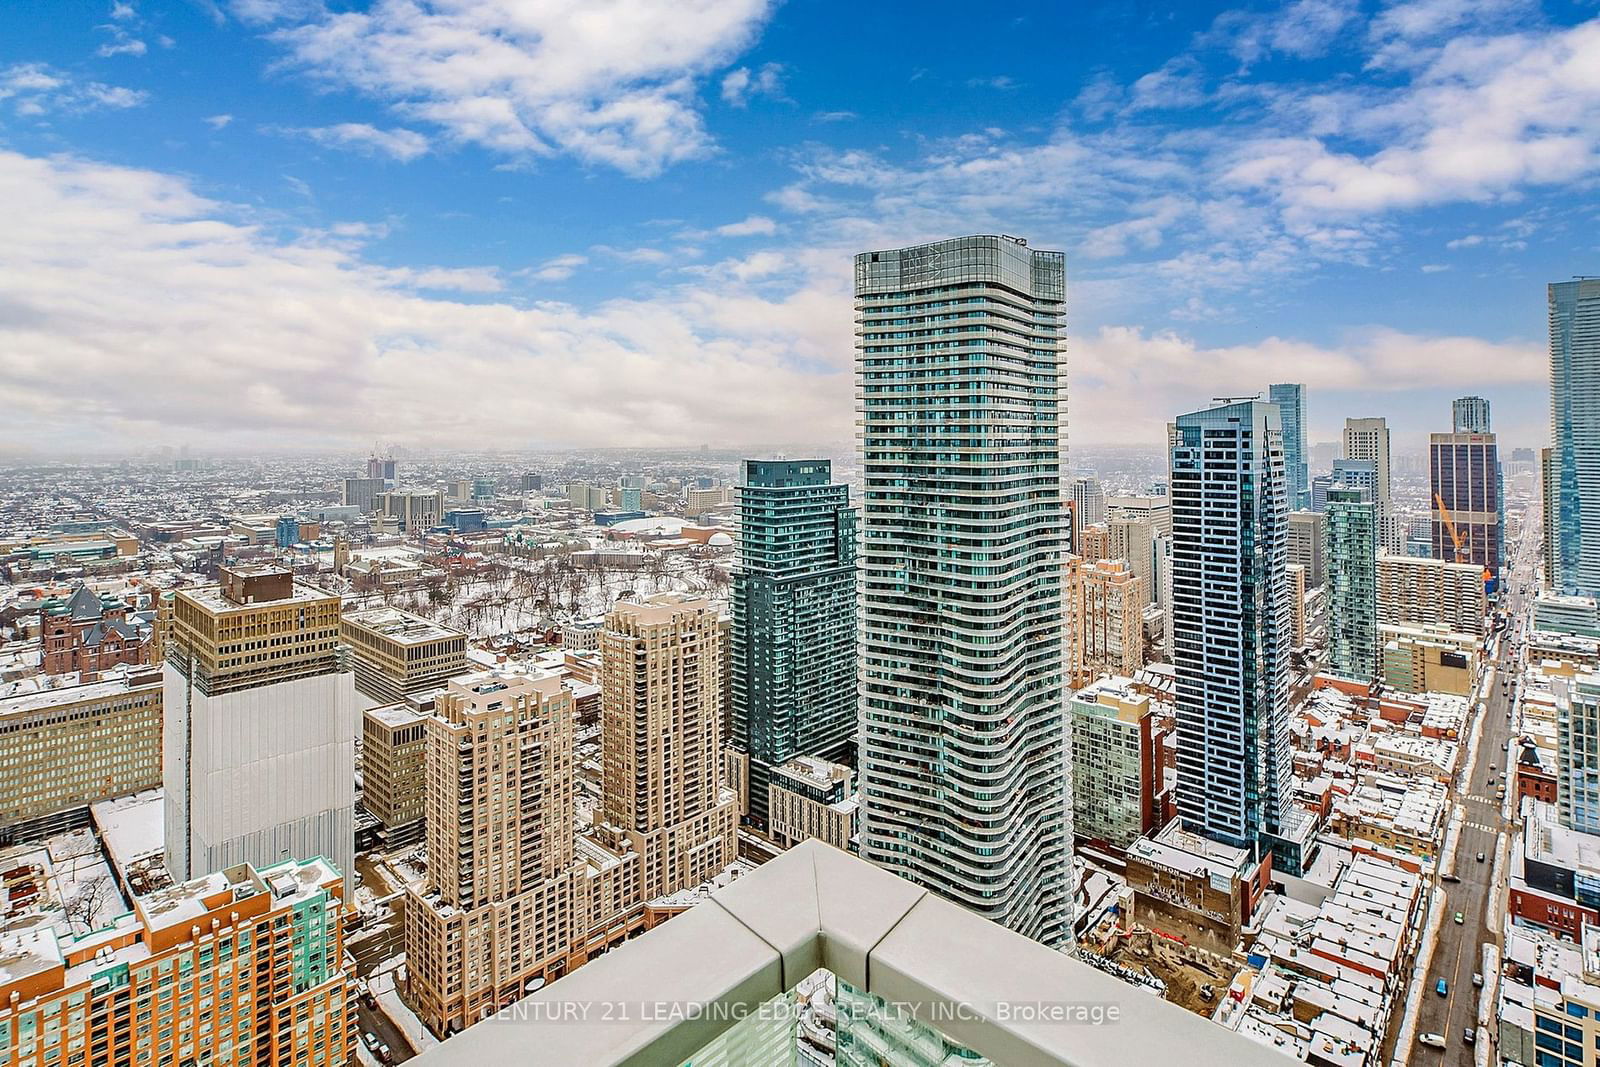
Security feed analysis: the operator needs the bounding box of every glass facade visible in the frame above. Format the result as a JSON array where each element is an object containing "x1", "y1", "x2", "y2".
[
  {"x1": 1551, "y1": 279, "x2": 1600, "y2": 597},
  {"x1": 1269, "y1": 384, "x2": 1309, "y2": 511},
  {"x1": 1429, "y1": 430, "x2": 1501, "y2": 587},
  {"x1": 855, "y1": 235, "x2": 1073, "y2": 947},
  {"x1": 1326, "y1": 486, "x2": 1378, "y2": 683},
  {"x1": 731, "y1": 459, "x2": 858, "y2": 827},
  {"x1": 1169, "y1": 400, "x2": 1294, "y2": 869}
]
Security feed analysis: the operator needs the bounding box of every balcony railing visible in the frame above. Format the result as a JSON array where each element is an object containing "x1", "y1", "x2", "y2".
[{"x1": 409, "y1": 839, "x2": 1292, "y2": 1067}]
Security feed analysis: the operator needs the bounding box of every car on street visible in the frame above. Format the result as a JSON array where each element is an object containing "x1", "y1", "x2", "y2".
[
  {"x1": 1442, "y1": 873, "x2": 1460, "y2": 883},
  {"x1": 1436, "y1": 978, "x2": 1449, "y2": 996},
  {"x1": 362, "y1": 1033, "x2": 379, "y2": 1052},
  {"x1": 1464, "y1": 1028, "x2": 1477, "y2": 1046},
  {"x1": 1453, "y1": 911, "x2": 1464, "y2": 924},
  {"x1": 1473, "y1": 972, "x2": 1484, "y2": 987},
  {"x1": 1477, "y1": 851, "x2": 1487, "y2": 862},
  {"x1": 1420, "y1": 1033, "x2": 1446, "y2": 1049}
]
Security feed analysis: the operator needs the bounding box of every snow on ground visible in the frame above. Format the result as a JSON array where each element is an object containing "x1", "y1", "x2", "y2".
[{"x1": 371, "y1": 965, "x2": 438, "y2": 1051}]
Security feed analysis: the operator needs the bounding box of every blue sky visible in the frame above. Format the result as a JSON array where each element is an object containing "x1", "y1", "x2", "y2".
[{"x1": 1, "y1": 0, "x2": 1597, "y2": 456}]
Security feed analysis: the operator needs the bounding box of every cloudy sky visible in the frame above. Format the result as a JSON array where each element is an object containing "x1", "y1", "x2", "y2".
[{"x1": 1, "y1": 0, "x2": 1596, "y2": 458}]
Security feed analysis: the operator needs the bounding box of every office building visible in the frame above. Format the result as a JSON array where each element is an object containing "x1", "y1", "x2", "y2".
[
  {"x1": 1545, "y1": 445, "x2": 1560, "y2": 589},
  {"x1": 376, "y1": 488, "x2": 444, "y2": 532},
  {"x1": 1069, "y1": 677, "x2": 1157, "y2": 849},
  {"x1": 1287, "y1": 510, "x2": 1326, "y2": 587},
  {"x1": 729, "y1": 459, "x2": 857, "y2": 827},
  {"x1": 855, "y1": 235, "x2": 1073, "y2": 945},
  {"x1": 163, "y1": 564, "x2": 355, "y2": 882},
  {"x1": 1326, "y1": 486, "x2": 1379, "y2": 683},
  {"x1": 600, "y1": 595, "x2": 738, "y2": 901},
  {"x1": 1343, "y1": 418, "x2": 1399, "y2": 552},
  {"x1": 1430, "y1": 427, "x2": 1501, "y2": 586},
  {"x1": 1557, "y1": 673, "x2": 1600, "y2": 834},
  {"x1": 1269, "y1": 383, "x2": 1309, "y2": 510},
  {"x1": 1453, "y1": 395, "x2": 1492, "y2": 434},
  {"x1": 406, "y1": 673, "x2": 587, "y2": 1032},
  {"x1": 1311, "y1": 472, "x2": 1334, "y2": 513},
  {"x1": 368, "y1": 454, "x2": 397, "y2": 483},
  {"x1": 1375, "y1": 553, "x2": 1487, "y2": 636},
  {"x1": 361, "y1": 704, "x2": 429, "y2": 830},
  {"x1": 1072, "y1": 475, "x2": 1107, "y2": 528},
  {"x1": 1107, "y1": 496, "x2": 1169, "y2": 607},
  {"x1": 0, "y1": 668, "x2": 162, "y2": 829},
  {"x1": 766, "y1": 755, "x2": 857, "y2": 852},
  {"x1": 1064, "y1": 556, "x2": 1146, "y2": 686},
  {"x1": 340, "y1": 606, "x2": 468, "y2": 705},
  {"x1": 521, "y1": 471, "x2": 543, "y2": 493},
  {"x1": 0, "y1": 857, "x2": 350, "y2": 1067},
  {"x1": 1380, "y1": 623, "x2": 1478, "y2": 696},
  {"x1": 342, "y1": 476, "x2": 385, "y2": 513},
  {"x1": 1550, "y1": 279, "x2": 1600, "y2": 596},
  {"x1": 619, "y1": 486, "x2": 643, "y2": 512},
  {"x1": 1169, "y1": 399, "x2": 1297, "y2": 871}
]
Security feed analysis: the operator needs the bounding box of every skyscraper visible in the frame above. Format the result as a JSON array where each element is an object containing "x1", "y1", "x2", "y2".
[
  {"x1": 1072, "y1": 474, "x2": 1107, "y2": 527},
  {"x1": 1326, "y1": 486, "x2": 1379, "y2": 683},
  {"x1": 1453, "y1": 395, "x2": 1492, "y2": 434},
  {"x1": 855, "y1": 235, "x2": 1073, "y2": 945},
  {"x1": 1270, "y1": 383, "x2": 1309, "y2": 510},
  {"x1": 1169, "y1": 399, "x2": 1296, "y2": 872},
  {"x1": 1550, "y1": 279, "x2": 1600, "y2": 596},
  {"x1": 601, "y1": 595, "x2": 738, "y2": 901},
  {"x1": 1430, "y1": 426, "x2": 1501, "y2": 587},
  {"x1": 1342, "y1": 417, "x2": 1399, "y2": 552},
  {"x1": 163, "y1": 563, "x2": 355, "y2": 882},
  {"x1": 730, "y1": 458, "x2": 857, "y2": 827}
]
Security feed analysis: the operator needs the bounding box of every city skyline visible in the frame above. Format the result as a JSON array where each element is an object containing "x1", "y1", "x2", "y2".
[{"x1": 2, "y1": 2, "x2": 1598, "y2": 454}]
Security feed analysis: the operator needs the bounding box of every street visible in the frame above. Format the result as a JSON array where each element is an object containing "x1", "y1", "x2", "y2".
[
  {"x1": 1408, "y1": 523, "x2": 1537, "y2": 1062},
  {"x1": 347, "y1": 884, "x2": 417, "y2": 1064}
]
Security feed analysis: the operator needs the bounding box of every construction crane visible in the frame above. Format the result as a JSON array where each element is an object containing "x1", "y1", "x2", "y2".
[{"x1": 1435, "y1": 491, "x2": 1495, "y2": 590}]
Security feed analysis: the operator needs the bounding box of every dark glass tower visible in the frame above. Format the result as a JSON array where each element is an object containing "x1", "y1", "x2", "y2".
[{"x1": 730, "y1": 459, "x2": 857, "y2": 828}]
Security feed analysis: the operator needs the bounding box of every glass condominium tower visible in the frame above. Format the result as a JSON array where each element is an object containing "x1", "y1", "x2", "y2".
[
  {"x1": 1551, "y1": 279, "x2": 1600, "y2": 597},
  {"x1": 730, "y1": 458, "x2": 858, "y2": 828},
  {"x1": 1169, "y1": 399, "x2": 1295, "y2": 870},
  {"x1": 854, "y1": 235, "x2": 1073, "y2": 947},
  {"x1": 1269, "y1": 384, "x2": 1309, "y2": 511}
]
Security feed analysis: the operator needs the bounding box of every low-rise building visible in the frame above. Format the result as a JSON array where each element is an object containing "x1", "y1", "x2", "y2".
[{"x1": 1379, "y1": 622, "x2": 1479, "y2": 696}]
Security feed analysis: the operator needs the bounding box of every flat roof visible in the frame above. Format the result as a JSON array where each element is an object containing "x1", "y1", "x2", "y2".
[
  {"x1": 343, "y1": 605, "x2": 464, "y2": 644},
  {"x1": 1, "y1": 669, "x2": 160, "y2": 718},
  {"x1": 178, "y1": 581, "x2": 338, "y2": 613}
]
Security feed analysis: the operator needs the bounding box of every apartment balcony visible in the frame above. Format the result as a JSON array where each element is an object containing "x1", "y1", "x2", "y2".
[{"x1": 408, "y1": 839, "x2": 1291, "y2": 1067}]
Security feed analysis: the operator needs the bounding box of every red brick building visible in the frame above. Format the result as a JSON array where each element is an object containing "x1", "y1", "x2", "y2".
[{"x1": 39, "y1": 585, "x2": 149, "y2": 675}]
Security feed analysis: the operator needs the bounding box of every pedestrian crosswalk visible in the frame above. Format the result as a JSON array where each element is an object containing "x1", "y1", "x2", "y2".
[{"x1": 1463, "y1": 821, "x2": 1500, "y2": 833}]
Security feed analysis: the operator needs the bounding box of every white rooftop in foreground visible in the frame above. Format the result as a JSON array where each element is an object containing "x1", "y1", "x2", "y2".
[{"x1": 411, "y1": 840, "x2": 1295, "y2": 1067}]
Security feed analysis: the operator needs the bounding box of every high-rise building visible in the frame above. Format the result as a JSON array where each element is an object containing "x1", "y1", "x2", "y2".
[
  {"x1": 343, "y1": 475, "x2": 385, "y2": 512},
  {"x1": 1170, "y1": 399, "x2": 1297, "y2": 872},
  {"x1": 1072, "y1": 475, "x2": 1107, "y2": 528},
  {"x1": 1311, "y1": 472, "x2": 1334, "y2": 513},
  {"x1": 406, "y1": 672, "x2": 586, "y2": 1032},
  {"x1": 1556, "y1": 673, "x2": 1600, "y2": 834},
  {"x1": 1343, "y1": 418, "x2": 1399, "y2": 552},
  {"x1": 1376, "y1": 553, "x2": 1488, "y2": 636},
  {"x1": 368, "y1": 454, "x2": 397, "y2": 483},
  {"x1": 163, "y1": 564, "x2": 355, "y2": 882},
  {"x1": 1326, "y1": 486, "x2": 1379, "y2": 683},
  {"x1": 1288, "y1": 510, "x2": 1326, "y2": 587},
  {"x1": 1064, "y1": 556, "x2": 1147, "y2": 686},
  {"x1": 361, "y1": 703, "x2": 429, "y2": 831},
  {"x1": 729, "y1": 459, "x2": 857, "y2": 827},
  {"x1": 340, "y1": 606, "x2": 468, "y2": 704},
  {"x1": 1550, "y1": 279, "x2": 1600, "y2": 596},
  {"x1": 376, "y1": 488, "x2": 444, "y2": 532},
  {"x1": 1453, "y1": 395, "x2": 1492, "y2": 434},
  {"x1": 1287, "y1": 563, "x2": 1308, "y2": 647},
  {"x1": 0, "y1": 857, "x2": 351, "y2": 1067},
  {"x1": 601, "y1": 595, "x2": 738, "y2": 901},
  {"x1": 1545, "y1": 445, "x2": 1560, "y2": 590},
  {"x1": 1270, "y1": 383, "x2": 1309, "y2": 510},
  {"x1": 1069, "y1": 677, "x2": 1158, "y2": 848},
  {"x1": 1430, "y1": 428, "x2": 1501, "y2": 586},
  {"x1": 521, "y1": 471, "x2": 543, "y2": 493},
  {"x1": 855, "y1": 235, "x2": 1072, "y2": 945},
  {"x1": 1107, "y1": 495, "x2": 1169, "y2": 608}
]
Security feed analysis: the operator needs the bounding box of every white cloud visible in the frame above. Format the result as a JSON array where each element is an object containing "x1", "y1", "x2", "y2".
[
  {"x1": 721, "y1": 62, "x2": 783, "y2": 107},
  {"x1": 0, "y1": 149, "x2": 849, "y2": 451},
  {"x1": 1420, "y1": 263, "x2": 1450, "y2": 272},
  {"x1": 254, "y1": 0, "x2": 776, "y2": 177},
  {"x1": 531, "y1": 253, "x2": 587, "y2": 281},
  {"x1": 289, "y1": 122, "x2": 430, "y2": 161},
  {"x1": 111, "y1": 1, "x2": 136, "y2": 19},
  {"x1": 204, "y1": 113, "x2": 233, "y2": 129},
  {"x1": 966, "y1": 75, "x2": 1019, "y2": 91},
  {"x1": 0, "y1": 63, "x2": 147, "y2": 115},
  {"x1": 714, "y1": 214, "x2": 776, "y2": 237},
  {"x1": 98, "y1": 38, "x2": 148, "y2": 57},
  {"x1": 1204, "y1": 0, "x2": 1361, "y2": 66}
]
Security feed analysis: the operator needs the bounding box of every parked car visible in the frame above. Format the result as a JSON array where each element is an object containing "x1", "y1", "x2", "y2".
[
  {"x1": 1420, "y1": 1033, "x2": 1446, "y2": 1048},
  {"x1": 1453, "y1": 911, "x2": 1464, "y2": 924},
  {"x1": 1472, "y1": 973, "x2": 1484, "y2": 988},
  {"x1": 362, "y1": 1033, "x2": 379, "y2": 1052},
  {"x1": 1442, "y1": 873, "x2": 1461, "y2": 884},
  {"x1": 1477, "y1": 851, "x2": 1487, "y2": 862},
  {"x1": 1464, "y1": 1028, "x2": 1477, "y2": 1046},
  {"x1": 1436, "y1": 978, "x2": 1449, "y2": 996}
]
